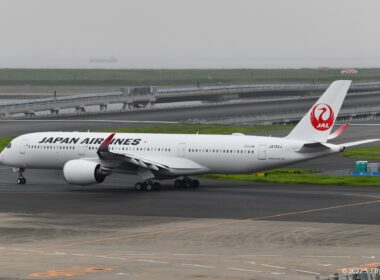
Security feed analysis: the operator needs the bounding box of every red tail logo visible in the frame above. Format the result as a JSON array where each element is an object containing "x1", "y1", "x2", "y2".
[{"x1": 310, "y1": 103, "x2": 335, "y2": 131}]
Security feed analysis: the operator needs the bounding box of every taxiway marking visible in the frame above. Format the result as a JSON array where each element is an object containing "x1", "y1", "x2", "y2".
[
  {"x1": 261, "y1": 264, "x2": 286, "y2": 269},
  {"x1": 317, "y1": 264, "x2": 332, "y2": 267},
  {"x1": 295, "y1": 269, "x2": 320, "y2": 275},
  {"x1": 228, "y1": 267, "x2": 263, "y2": 273},
  {"x1": 301, "y1": 255, "x2": 351, "y2": 259},
  {"x1": 250, "y1": 199, "x2": 380, "y2": 221},
  {"x1": 96, "y1": 255, "x2": 126, "y2": 260},
  {"x1": 137, "y1": 259, "x2": 168, "y2": 264},
  {"x1": 182, "y1": 263, "x2": 214, "y2": 269}
]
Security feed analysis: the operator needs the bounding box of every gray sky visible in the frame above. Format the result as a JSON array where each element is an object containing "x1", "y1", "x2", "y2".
[{"x1": 0, "y1": 0, "x2": 379, "y2": 68}]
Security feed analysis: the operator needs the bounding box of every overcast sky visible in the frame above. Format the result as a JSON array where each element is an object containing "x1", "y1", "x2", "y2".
[{"x1": 0, "y1": 0, "x2": 379, "y2": 68}]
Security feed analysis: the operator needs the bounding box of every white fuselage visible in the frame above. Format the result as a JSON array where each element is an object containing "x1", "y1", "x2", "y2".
[{"x1": 0, "y1": 132, "x2": 340, "y2": 175}]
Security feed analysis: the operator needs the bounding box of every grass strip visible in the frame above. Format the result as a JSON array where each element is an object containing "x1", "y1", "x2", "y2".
[
  {"x1": 0, "y1": 137, "x2": 12, "y2": 152},
  {"x1": 100, "y1": 124, "x2": 292, "y2": 135},
  {"x1": 203, "y1": 168, "x2": 380, "y2": 187},
  {"x1": 343, "y1": 146, "x2": 380, "y2": 160}
]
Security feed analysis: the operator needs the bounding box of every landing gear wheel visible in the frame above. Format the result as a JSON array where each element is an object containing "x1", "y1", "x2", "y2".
[
  {"x1": 14, "y1": 168, "x2": 26, "y2": 185},
  {"x1": 153, "y1": 182, "x2": 161, "y2": 191},
  {"x1": 191, "y1": 179, "x2": 199, "y2": 188},
  {"x1": 135, "y1": 182, "x2": 144, "y2": 191},
  {"x1": 174, "y1": 179, "x2": 183, "y2": 188},
  {"x1": 184, "y1": 179, "x2": 193, "y2": 188},
  {"x1": 17, "y1": 177, "x2": 26, "y2": 185},
  {"x1": 145, "y1": 183, "x2": 153, "y2": 191}
]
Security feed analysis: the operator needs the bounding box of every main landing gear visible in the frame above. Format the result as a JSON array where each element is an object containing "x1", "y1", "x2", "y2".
[
  {"x1": 174, "y1": 177, "x2": 200, "y2": 189},
  {"x1": 134, "y1": 177, "x2": 200, "y2": 191},
  {"x1": 14, "y1": 168, "x2": 26, "y2": 185},
  {"x1": 134, "y1": 181, "x2": 161, "y2": 191}
]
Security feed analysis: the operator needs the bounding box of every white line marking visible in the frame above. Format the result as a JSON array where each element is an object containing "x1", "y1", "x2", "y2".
[
  {"x1": 239, "y1": 254, "x2": 283, "y2": 257},
  {"x1": 261, "y1": 264, "x2": 286, "y2": 269},
  {"x1": 301, "y1": 255, "x2": 349, "y2": 258},
  {"x1": 53, "y1": 252, "x2": 66, "y2": 255},
  {"x1": 182, "y1": 263, "x2": 215, "y2": 269},
  {"x1": 96, "y1": 255, "x2": 126, "y2": 260},
  {"x1": 137, "y1": 259, "x2": 168, "y2": 264},
  {"x1": 317, "y1": 264, "x2": 332, "y2": 267},
  {"x1": 115, "y1": 272, "x2": 129, "y2": 276},
  {"x1": 271, "y1": 272, "x2": 285, "y2": 275},
  {"x1": 246, "y1": 261, "x2": 256, "y2": 265},
  {"x1": 172, "y1": 253, "x2": 217, "y2": 257},
  {"x1": 295, "y1": 269, "x2": 321, "y2": 275},
  {"x1": 2, "y1": 119, "x2": 180, "y2": 124},
  {"x1": 228, "y1": 267, "x2": 262, "y2": 273},
  {"x1": 362, "y1": 256, "x2": 376, "y2": 259},
  {"x1": 349, "y1": 124, "x2": 380, "y2": 126},
  {"x1": 126, "y1": 253, "x2": 155, "y2": 256}
]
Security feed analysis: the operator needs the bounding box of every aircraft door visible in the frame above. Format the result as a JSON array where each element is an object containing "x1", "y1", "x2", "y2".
[
  {"x1": 178, "y1": 143, "x2": 186, "y2": 157},
  {"x1": 258, "y1": 144, "x2": 267, "y2": 160},
  {"x1": 19, "y1": 139, "x2": 28, "y2": 154},
  {"x1": 78, "y1": 144, "x2": 86, "y2": 156}
]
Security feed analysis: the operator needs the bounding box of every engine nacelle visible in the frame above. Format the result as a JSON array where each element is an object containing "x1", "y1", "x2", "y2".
[{"x1": 63, "y1": 159, "x2": 109, "y2": 185}]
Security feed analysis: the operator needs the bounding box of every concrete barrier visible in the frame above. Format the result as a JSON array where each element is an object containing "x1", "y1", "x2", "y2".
[{"x1": 1, "y1": 82, "x2": 380, "y2": 119}]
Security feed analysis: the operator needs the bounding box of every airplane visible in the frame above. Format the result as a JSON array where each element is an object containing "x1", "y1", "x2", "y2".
[{"x1": 0, "y1": 80, "x2": 378, "y2": 190}]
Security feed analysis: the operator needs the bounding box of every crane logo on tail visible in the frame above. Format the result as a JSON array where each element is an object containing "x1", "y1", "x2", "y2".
[{"x1": 310, "y1": 103, "x2": 335, "y2": 131}]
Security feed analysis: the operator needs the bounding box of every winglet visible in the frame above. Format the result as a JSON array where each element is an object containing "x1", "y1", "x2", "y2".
[
  {"x1": 97, "y1": 133, "x2": 115, "y2": 155},
  {"x1": 328, "y1": 123, "x2": 350, "y2": 140}
]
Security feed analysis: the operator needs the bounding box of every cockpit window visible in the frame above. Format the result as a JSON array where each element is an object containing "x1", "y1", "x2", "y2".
[{"x1": 6, "y1": 143, "x2": 11, "y2": 149}]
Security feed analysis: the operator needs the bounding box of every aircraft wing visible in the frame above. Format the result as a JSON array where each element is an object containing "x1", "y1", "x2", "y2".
[{"x1": 97, "y1": 133, "x2": 208, "y2": 178}]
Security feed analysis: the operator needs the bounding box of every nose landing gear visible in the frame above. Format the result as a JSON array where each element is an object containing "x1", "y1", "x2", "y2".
[
  {"x1": 14, "y1": 168, "x2": 26, "y2": 185},
  {"x1": 17, "y1": 177, "x2": 26, "y2": 185}
]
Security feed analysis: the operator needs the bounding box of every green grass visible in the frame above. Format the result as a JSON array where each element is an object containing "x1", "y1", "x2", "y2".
[
  {"x1": 344, "y1": 146, "x2": 380, "y2": 160},
  {"x1": 100, "y1": 123, "x2": 292, "y2": 135},
  {"x1": 204, "y1": 168, "x2": 380, "y2": 187},
  {"x1": 0, "y1": 137, "x2": 12, "y2": 152},
  {"x1": 1, "y1": 68, "x2": 380, "y2": 86}
]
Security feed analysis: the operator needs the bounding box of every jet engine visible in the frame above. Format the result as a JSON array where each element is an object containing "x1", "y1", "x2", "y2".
[{"x1": 63, "y1": 159, "x2": 110, "y2": 185}]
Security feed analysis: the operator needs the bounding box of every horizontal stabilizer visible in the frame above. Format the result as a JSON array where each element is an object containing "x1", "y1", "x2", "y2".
[{"x1": 340, "y1": 139, "x2": 380, "y2": 148}]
